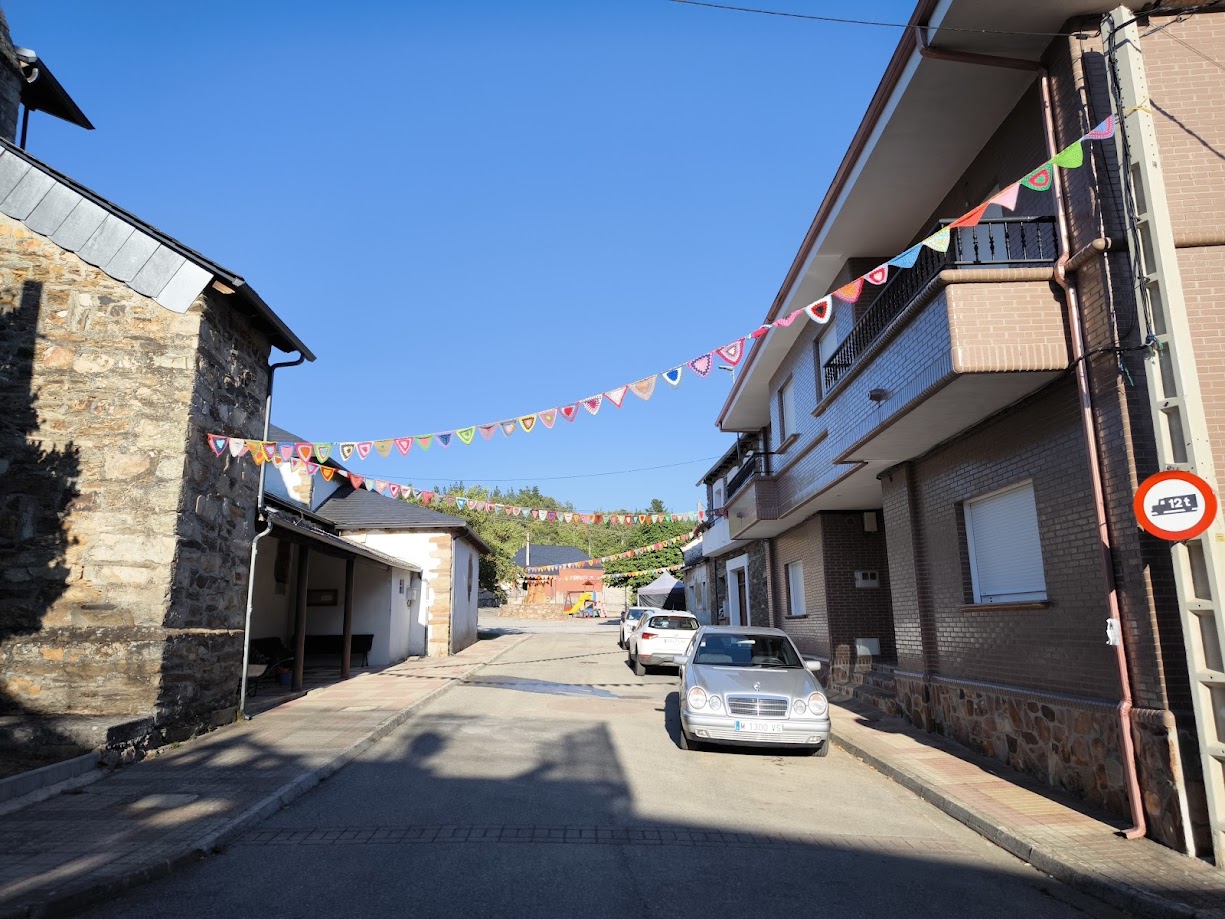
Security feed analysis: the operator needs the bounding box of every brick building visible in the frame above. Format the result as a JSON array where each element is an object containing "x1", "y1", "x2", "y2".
[
  {"x1": 705, "y1": 0, "x2": 1225, "y2": 858},
  {"x1": 512, "y1": 545, "x2": 604, "y2": 607},
  {"x1": 0, "y1": 14, "x2": 315, "y2": 759}
]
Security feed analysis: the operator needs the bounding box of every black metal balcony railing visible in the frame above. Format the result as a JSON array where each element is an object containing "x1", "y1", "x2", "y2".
[
  {"x1": 822, "y1": 217, "x2": 1058, "y2": 392},
  {"x1": 725, "y1": 453, "x2": 767, "y2": 500}
]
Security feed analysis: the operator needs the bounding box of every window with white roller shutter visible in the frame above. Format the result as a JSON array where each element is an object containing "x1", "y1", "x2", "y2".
[{"x1": 964, "y1": 481, "x2": 1047, "y2": 604}]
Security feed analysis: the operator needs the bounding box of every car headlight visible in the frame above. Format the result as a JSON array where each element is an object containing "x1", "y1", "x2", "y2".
[
  {"x1": 707, "y1": 694, "x2": 723, "y2": 712},
  {"x1": 792, "y1": 699, "x2": 807, "y2": 715},
  {"x1": 687, "y1": 687, "x2": 707, "y2": 710},
  {"x1": 807, "y1": 692, "x2": 828, "y2": 716}
]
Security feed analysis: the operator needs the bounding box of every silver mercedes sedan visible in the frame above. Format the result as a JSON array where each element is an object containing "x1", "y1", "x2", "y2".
[{"x1": 677, "y1": 625, "x2": 831, "y2": 756}]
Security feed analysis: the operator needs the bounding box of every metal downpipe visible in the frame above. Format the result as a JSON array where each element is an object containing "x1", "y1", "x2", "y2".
[
  {"x1": 238, "y1": 350, "x2": 307, "y2": 716},
  {"x1": 1039, "y1": 70, "x2": 1146, "y2": 841}
]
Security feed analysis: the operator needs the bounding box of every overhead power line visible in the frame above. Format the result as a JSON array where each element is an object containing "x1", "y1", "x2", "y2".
[{"x1": 667, "y1": 0, "x2": 1094, "y2": 37}]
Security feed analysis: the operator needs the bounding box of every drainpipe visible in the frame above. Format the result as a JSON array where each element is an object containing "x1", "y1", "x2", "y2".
[
  {"x1": 238, "y1": 350, "x2": 307, "y2": 716},
  {"x1": 1039, "y1": 70, "x2": 1146, "y2": 841},
  {"x1": 917, "y1": 21, "x2": 1146, "y2": 839}
]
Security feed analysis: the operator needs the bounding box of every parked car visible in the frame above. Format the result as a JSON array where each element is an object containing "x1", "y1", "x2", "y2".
[
  {"x1": 677, "y1": 626, "x2": 830, "y2": 756},
  {"x1": 627, "y1": 612, "x2": 699, "y2": 675},
  {"x1": 618, "y1": 607, "x2": 651, "y2": 649}
]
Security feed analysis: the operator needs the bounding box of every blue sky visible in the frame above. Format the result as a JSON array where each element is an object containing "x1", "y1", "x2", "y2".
[{"x1": 6, "y1": 0, "x2": 916, "y2": 514}]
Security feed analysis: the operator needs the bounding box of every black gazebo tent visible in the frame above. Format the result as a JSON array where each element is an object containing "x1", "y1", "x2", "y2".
[{"x1": 637, "y1": 572, "x2": 686, "y2": 610}]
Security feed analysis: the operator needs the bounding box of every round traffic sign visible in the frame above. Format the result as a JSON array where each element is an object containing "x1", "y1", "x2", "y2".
[{"x1": 1134, "y1": 470, "x2": 1218, "y2": 541}]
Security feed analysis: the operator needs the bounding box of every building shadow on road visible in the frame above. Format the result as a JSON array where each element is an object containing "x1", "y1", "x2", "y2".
[{"x1": 54, "y1": 712, "x2": 1211, "y2": 919}]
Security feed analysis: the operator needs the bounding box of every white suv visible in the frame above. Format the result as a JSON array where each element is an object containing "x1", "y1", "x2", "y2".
[
  {"x1": 627, "y1": 612, "x2": 699, "y2": 675},
  {"x1": 618, "y1": 607, "x2": 650, "y2": 649}
]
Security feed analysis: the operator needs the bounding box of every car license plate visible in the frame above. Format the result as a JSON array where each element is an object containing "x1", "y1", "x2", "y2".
[{"x1": 735, "y1": 721, "x2": 782, "y2": 733}]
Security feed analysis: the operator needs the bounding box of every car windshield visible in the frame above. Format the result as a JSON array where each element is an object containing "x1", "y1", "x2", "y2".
[
  {"x1": 627, "y1": 609, "x2": 646, "y2": 621},
  {"x1": 646, "y1": 616, "x2": 698, "y2": 631},
  {"x1": 692, "y1": 633, "x2": 803, "y2": 668}
]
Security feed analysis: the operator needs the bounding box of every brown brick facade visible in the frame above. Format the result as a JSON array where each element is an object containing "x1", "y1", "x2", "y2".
[{"x1": 717, "y1": 10, "x2": 1225, "y2": 852}]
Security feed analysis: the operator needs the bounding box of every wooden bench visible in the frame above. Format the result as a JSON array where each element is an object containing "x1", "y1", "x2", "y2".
[{"x1": 303, "y1": 633, "x2": 374, "y2": 667}]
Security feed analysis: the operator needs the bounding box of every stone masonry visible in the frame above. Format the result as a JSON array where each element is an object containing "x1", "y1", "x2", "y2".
[
  {"x1": 0, "y1": 210, "x2": 271, "y2": 754},
  {"x1": 427, "y1": 534, "x2": 454, "y2": 656}
]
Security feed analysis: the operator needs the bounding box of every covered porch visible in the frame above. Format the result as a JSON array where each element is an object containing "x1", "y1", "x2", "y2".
[{"x1": 246, "y1": 505, "x2": 424, "y2": 701}]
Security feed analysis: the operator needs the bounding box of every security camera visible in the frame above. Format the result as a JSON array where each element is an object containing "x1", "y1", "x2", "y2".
[{"x1": 13, "y1": 47, "x2": 37, "y2": 65}]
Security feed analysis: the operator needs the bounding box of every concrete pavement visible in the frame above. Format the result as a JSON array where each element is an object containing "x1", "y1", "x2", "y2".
[
  {"x1": 830, "y1": 696, "x2": 1225, "y2": 919},
  {"x1": 0, "y1": 615, "x2": 1220, "y2": 916},
  {"x1": 0, "y1": 629, "x2": 528, "y2": 919}
]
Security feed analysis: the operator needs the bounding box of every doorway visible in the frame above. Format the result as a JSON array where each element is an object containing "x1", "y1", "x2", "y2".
[{"x1": 725, "y1": 554, "x2": 750, "y2": 627}]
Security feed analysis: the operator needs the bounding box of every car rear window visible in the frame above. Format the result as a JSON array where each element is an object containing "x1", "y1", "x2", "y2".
[
  {"x1": 647, "y1": 616, "x2": 698, "y2": 631},
  {"x1": 627, "y1": 609, "x2": 646, "y2": 620}
]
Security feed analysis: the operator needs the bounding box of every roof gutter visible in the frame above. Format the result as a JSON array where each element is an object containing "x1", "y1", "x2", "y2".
[
  {"x1": 240, "y1": 350, "x2": 308, "y2": 716},
  {"x1": 717, "y1": 0, "x2": 938, "y2": 428}
]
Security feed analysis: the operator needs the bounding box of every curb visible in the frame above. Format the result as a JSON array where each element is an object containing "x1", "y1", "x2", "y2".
[
  {"x1": 4, "y1": 634, "x2": 530, "y2": 919},
  {"x1": 829, "y1": 726, "x2": 1209, "y2": 919},
  {"x1": 0, "y1": 752, "x2": 104, "y2": 817}
]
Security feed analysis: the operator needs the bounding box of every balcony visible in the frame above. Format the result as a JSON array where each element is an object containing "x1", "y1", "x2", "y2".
[
  {"x1": 823, "y1": 217, "x2": 1058, "y2": 392},
  {"x1": 724, "y1": 455, "x2": 778, "y2": 540}
]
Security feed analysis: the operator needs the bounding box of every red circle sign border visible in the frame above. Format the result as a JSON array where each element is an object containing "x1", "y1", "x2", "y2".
[{"x1": 1134, "y1": 470, "x2": 1219, "y2": 541}]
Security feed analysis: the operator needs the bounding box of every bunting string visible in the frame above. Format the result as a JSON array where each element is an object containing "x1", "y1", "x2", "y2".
[
  {"x1": 603, "y1": 565, "x2": 683, "y2": 580},
  {"x1": 522, "y1": 529, "x2": 696, "y2": 573},
  {"x1": 260, "y1": 455, "x2": 706, "y2": 526},
  {"x1": 205, "y1": 117, "x2": 1115, "y2": 465}
]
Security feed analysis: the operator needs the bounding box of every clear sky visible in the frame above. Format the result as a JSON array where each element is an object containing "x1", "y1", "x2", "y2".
[{"x1": 5, "y1": 0, "x2": 916, "y2": 515}]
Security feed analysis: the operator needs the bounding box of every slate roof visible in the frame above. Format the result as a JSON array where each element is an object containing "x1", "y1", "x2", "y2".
[
  {"x1": 512, "y1": 545, "x2": 592, "y2": 568},
  {"x1": 0, "y1": 137, "x2": 312, "y2": 357},
  {"x1": 317, "y1": 486, "x2": 468, "y2": 530},
  {"x1": 265, "y1": 506, "x2": 421, "y2": 573},
  {"x1": 265, "y1": 424, "x2": 492, "y2": 555}
]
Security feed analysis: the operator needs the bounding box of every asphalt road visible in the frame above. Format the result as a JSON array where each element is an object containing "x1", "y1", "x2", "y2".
[{"x1": 81, "y1": 616, "x2": 1123, "y2": 919}]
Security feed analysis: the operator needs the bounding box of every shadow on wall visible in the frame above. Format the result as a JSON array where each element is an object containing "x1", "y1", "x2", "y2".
[{"x1": 0, "y1": 279, "x2": 84, "y2": 771}]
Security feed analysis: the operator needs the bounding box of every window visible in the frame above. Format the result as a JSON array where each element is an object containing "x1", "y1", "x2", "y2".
[
  {"x1": 964, "y1": 481, "x2": 1047, "y2": 603},
  {"x1": 784, "y1": 561, "x2": 805, "y2": 617},
  {"x1": 777, "y1": 377, "x2": 796, "y2": 442},
  {"x1": 815, "y1": 328, "x2": 838, "y2": 399}
]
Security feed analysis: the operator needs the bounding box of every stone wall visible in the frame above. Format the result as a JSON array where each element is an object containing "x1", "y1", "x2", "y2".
[
  {"x1": 0, "y1": 211, "x2": 270, "y2": 751},
  {"x1": 895, "y1": 672, "x2": 1128, "y2": 817},
  {"x1": 427, "y1": 534, "x2": 454, "y2": 655}
]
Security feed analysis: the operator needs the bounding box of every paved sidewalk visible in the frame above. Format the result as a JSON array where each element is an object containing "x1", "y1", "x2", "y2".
[
  {"x1": 0, "y1": 632, "x2": 528, "y2": 919},
  {"x1": 830, "y1": 698, "x2": 1225, "y2": 919}
]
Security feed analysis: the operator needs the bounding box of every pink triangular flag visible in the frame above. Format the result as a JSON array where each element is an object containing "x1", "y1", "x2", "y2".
[
  {"x1": 988, "y1": 182, "x2": 1020, "y2": 212},
  {"x1": 716, "y1": 339, "x2": 746, "y2": 366},
  {"x1": 605, "y1": 386, "x2": 628, "y2": 408}
]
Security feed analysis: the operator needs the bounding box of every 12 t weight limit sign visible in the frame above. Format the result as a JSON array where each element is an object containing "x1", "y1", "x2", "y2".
[{"x1": 1134, "y1": 470, "x2": 1219, "y2": 541}]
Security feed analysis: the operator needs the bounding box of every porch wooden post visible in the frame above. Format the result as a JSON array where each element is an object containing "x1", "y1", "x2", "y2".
[
  {"x1": 292, "y1": 544, "x2": 310, "y2": 691},
  {"x1": 341, "y1": 557, "x2": 355, "y2": 679}
]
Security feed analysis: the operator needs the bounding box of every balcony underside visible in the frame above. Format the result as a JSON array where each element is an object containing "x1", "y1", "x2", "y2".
[{"x1": 728, "y1": 368, "x2": 1062, "y2": 540}]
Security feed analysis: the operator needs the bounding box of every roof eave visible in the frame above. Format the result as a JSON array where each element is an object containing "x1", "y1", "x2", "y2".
[{"x1": 716, "y1": 0, "x2": 936, "y2": 429}]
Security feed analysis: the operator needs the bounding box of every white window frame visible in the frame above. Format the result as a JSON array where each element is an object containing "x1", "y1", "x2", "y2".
[
  {"x1": 778, "y1": 377, "x2": 796, "y2": 442},
  {"x1": 964, "y1": 480, "x2": 1047, "y2": 604},
  {"x1": 784, "y1": 561, "x2": 805, "y2": 618},
  {"x1": 815, "y1": 327, "x2": 839, "y2": 400}
]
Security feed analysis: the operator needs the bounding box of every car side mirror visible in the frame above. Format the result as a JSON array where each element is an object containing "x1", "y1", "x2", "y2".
[{"x1": 805, "y1": 659, "x2": 822, "y2": 672}]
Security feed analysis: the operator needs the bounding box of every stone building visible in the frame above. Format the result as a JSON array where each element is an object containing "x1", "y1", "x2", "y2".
[
  {"x1": 0, "y1": 15, "x2": 314, "y2": 759},
  {"x1": 704, "y1": 0, "x2": 1225, "y2": 859}
]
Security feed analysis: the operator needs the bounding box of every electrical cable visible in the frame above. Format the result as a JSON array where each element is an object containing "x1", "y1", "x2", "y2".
[
  {"x1": 355, "y1": 453, "x2": 723, "y2": 485},
  {"x1": 667, "y1": 0, "x2": 1095, "y2": 37}
]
